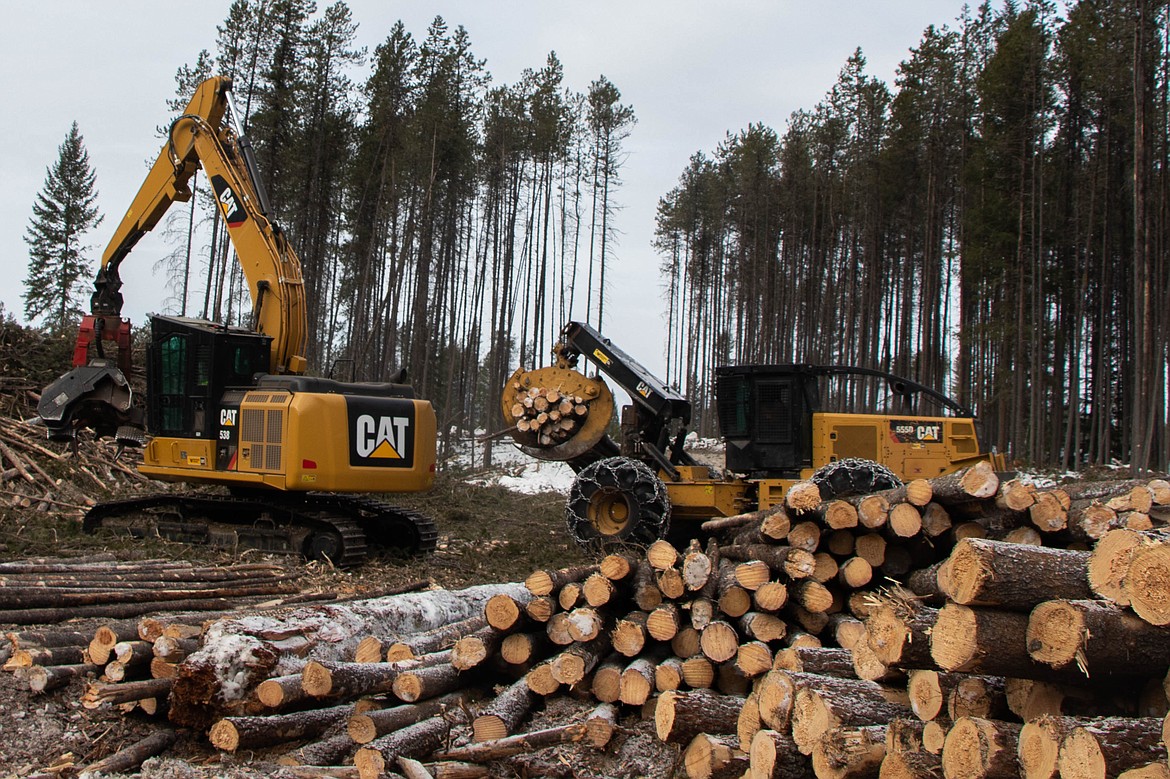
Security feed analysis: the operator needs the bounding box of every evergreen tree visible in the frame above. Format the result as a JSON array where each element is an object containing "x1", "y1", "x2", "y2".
[{"x1": 23, "y1": 122, "x2": 103, "y2": 332}]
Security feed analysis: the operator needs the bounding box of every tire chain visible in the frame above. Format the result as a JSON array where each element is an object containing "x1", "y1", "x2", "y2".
[
  {"x1": 565, "y1": 457, "x2": 670, "y2": 550},
  {"x1": 810, "y1": 457, "x2": 902, "y2": 499}
]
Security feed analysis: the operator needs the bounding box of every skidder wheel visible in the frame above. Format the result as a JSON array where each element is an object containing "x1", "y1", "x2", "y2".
[
  {"x1": 811, "y1": 458, "x2": 902, "y2": 499},
  {"x1": 566, "y1": 457, "x2": 670, "y2": 550}
]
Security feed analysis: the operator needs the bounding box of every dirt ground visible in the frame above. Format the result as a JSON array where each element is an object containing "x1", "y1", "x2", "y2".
[{"x1": 0, "y1": 468, "x2": 691, "y2": 778}]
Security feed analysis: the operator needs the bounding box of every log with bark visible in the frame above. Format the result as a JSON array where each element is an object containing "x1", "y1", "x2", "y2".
[
  {"x1": 790, "y1": 674, "x2": 910, "y2": 754},
  {"x1": 170, "y1": 582, "x2": 527, "y2": 728},
  {"x1": 353, "y1": 707, "x2": 471, "y2": 779},
  {"x1": 941, "y1": 716, "x2": 1021, "y2": 779},
  {"x1": 682, "y1": 733, "x2": 748, "y2": 779},
  {"x1": 942, "y1": 538, "x2": 1094, "y2": 611},
  {"x1": 1121, "y1": 541, "x2": 1170, "y2": 625},
  {"x1": 882, "y1": 717, "x2": 941, "y2": 779},
  {"x1": 810, "y1": 724, "x2": 886, "y2": 779},
  {"x1": 1026, "y1": 599, "x2": 1170, "y2": 676},
  {"x1": 348, "y1": 693, "x2": 473, "y2": 745},
  {"x1": 654, "y1": 689, "x2": 745, "y2": 744},
  {"x1": 209, "y1": 703, "x2": 356, "y2": 752},
  {"x1": 1057, "y1": 717, "x2": 1167, "y2": 779},
  {"x1": 748, "y1": 728, "x2": 816, "y2": 779}
]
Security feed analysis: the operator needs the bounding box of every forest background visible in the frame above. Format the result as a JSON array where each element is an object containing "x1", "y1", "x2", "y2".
[{"x1": 5, "y1": 0, "x2": 1170, "y2": 475}]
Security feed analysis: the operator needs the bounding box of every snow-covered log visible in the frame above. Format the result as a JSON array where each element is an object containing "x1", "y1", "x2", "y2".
[{"x1": 170, "y1": 582, "x2": 529, "y2": 727}]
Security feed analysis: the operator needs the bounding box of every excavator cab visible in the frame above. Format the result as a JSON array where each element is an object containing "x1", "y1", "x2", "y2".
[{"x1": 145, "y1": 315, "x2": 270, "y2": 441}]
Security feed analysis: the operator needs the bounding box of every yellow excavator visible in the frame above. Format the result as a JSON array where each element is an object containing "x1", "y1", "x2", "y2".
[
  {"x1": 504, "y1": 321, "x2": 1005, "y2": 549},
  {"x1": 38, "y1": 76, "x2": 437, "y2": 566}
]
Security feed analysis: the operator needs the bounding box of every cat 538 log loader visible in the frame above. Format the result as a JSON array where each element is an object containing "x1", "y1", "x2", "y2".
[
  {"x1": 503, "y1": 321, "x2": 1004, "y2": 549},
  {"x1": 37, "y1": 76, "x2": 437, "y2": 566}
]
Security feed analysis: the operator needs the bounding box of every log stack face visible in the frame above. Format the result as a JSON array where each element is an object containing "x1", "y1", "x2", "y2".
[{"x1": 8, "y1": 467, "x2": 1170, "y2": 778}]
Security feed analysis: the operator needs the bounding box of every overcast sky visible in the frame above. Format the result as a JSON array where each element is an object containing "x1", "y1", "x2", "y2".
[{"x1": 0, "y1": 1, "x2": 980, "y2": 377}]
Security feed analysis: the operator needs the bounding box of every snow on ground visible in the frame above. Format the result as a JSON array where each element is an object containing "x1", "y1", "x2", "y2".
[
  {"x1": 443, "y1": 432, "x2": 577, "y2": 495},
  {"x1": 444, "y1": 430, "x2": 727, "y2": 495},
  {"x1": 477, "y1": 458, "x2": 577, "y2": 495}
]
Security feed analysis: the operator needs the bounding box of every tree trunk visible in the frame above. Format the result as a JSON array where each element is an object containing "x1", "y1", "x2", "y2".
[
  {"x1": 682, "y1": 733, "x2": 748, "y2": 779},
  {"x1": 1057, "y1": 718, "x2": 1166, "y2": 779},
  {"x1": 432, "y1": 723, "x2": 587, "y2": 762},
  {"x1": 471, "y1": 678, "x2": 536, "y2": 742},
  {"x1": 1122, "y1": 543, "x2": 1170, "y2": 625},
  {"x1": 353, "y1": 708, "x2": 470, "y2": 779},
  {"x1": 1027, "y1": 599, "x2": 1170, "y2": 674},
  {"x1": 348, "y1": 693, "x2": 471, "y2": 745},
  {"x1": 748, "y1": 728, "x2": 816, "y2": 779},
  {"x1": 930, "y1": 603, "x2": 1057, "y2": 679},
  {"x1": 301, "y1": 650, "x2": 451, "y2": 699},
  {"x1": 929, "y1": 463, "x2": 1000, "y2": 505},
  {"x1": 944, "y1": 538, "x2": 1093, "y2": 610},
  {"x1": 80, "y1": 730, "x2": 178, "y2": 775},
  {"x1": 791, "y1": 677, "x2": 910, "y2": 755},
  {"x1": 865, "y1": 602, "x2": 939, "y2": 670},
  {"x1": 654, "y1": 689, "x2": 745, "y2": 744},
  {"x1": 882, "y1": 737, "x2": 942, "y2": 778},
  {"x1": 811, "y1": 724, "x2": 885, "y2": 779},
  {"x1": 211, "y1": 704, "x2": 354, "y2": 752}
]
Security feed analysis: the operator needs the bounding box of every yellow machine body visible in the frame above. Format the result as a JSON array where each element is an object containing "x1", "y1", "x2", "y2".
[
  {"x1": 652, "y1": 412, "x2": 1005, "y2": 516},
  {"x1": 141, "y1": 389, "x2": 437, "y2": 493}
]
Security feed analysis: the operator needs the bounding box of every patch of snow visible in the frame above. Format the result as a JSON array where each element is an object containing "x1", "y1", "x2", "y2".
[
  {"x1": 490, "y1": 460, "x2": 576, "y2": 495},
  {"x1": 686, "y1": 432, "x2": 725, "y2": 453},
  {"x1": 447, "y1": 431, "x2": 728, "y2": 496}
]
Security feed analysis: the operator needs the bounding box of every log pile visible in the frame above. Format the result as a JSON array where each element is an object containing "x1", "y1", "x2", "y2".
[
  {"x1": 505, "y1": 381, "x2": 594, "y2": 447},
  {"x1": 10, "y1": 465, "x2": 1170, "y2": 778},
  {"x1": 0, "y1": 555, "x2": 304, "y2": 624}
]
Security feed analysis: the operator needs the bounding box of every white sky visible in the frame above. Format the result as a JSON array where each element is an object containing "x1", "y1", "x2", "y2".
[{"x1": 0, "y1": 1, "x2": 979, "y2": 378}]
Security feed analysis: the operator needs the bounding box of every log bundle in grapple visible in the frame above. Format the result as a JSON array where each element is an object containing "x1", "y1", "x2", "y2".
[{"x1": 8, "y1": 466, "x2": 1170, "y2": 778}]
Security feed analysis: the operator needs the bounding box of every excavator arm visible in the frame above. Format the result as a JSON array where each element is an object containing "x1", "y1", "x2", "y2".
[
  {"x1": 92, "y1": 76, "x2": 307, "y2": 374},
  {"x1": 40, "y1": 76, "x2": 308, "y2": 442}
]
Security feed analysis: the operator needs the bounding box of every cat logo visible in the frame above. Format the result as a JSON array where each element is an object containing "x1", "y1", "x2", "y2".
[
  {"x1": 347, "y1": 398, "x2": 415, "y2": 468},
  {"x1": 890, "y1": 420, "x2": 944, "y2": 444},
  {"x1": 211, "y1": 175, "x2": 246, "y2": 227},
  {"x1": 355, "y1": 415, "x2": 409, "y2": 460}
]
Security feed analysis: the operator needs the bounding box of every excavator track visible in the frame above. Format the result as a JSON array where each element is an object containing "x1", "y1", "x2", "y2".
[{"x1": 83, "y1": 492, "x2": 437, "y2": 568}]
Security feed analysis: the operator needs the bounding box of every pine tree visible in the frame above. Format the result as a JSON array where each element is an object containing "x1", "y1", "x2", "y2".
[{"x1": 23, "y1": 122, "x2": 103, "y2": 332}]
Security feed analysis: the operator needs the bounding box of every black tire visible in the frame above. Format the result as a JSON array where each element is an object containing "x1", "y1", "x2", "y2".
[
  {"x1": 566, "y1": 457, "x2": 670, "y2": 551},
  {"x1": 810, "y1": 458, "x2": 902, "y2": 499}
]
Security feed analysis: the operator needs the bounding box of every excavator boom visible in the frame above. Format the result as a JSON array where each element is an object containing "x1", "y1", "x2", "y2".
[{"x1": 93, "y1": 76, "x2": 306, "y2": 374}]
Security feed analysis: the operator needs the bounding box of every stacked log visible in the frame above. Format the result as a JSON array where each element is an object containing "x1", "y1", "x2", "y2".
[
  {"x1": 0, "y1": 558, "x2": 302, "y2": 624},
  {"x1": 506, "y1": 383, "x2": 592, "y2": 446},
  {"x1": 10, "y1": 465, "x2": 1170, "y2": 779}
]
